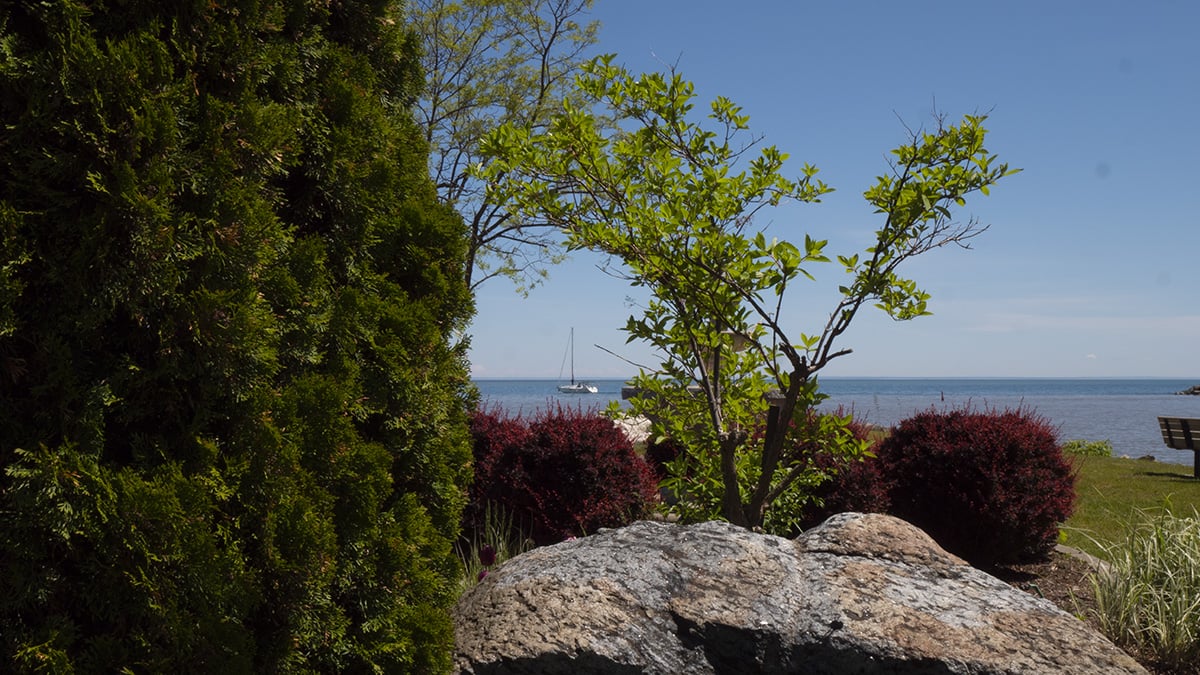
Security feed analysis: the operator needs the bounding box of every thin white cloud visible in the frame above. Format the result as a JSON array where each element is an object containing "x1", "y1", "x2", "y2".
[{"x1": 967, "y1": 313, "x2": 1200, "y2": 335}]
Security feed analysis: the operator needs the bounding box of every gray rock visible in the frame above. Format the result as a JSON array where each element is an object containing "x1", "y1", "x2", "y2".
[{"x1": 453, "y1": 513, "x2": 1145, "y2": 674}]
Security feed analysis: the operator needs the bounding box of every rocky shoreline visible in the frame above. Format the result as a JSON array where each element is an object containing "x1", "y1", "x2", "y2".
[{"x1": 1177, "y1": 384, "x2": 1200, "y2": 396}]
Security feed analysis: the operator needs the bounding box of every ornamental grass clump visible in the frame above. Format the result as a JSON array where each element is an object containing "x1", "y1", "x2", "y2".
[
  {"x1": 1089, "y1": 507, "x2": 1200, "y2": 671},
  {"x1": 457, "y1": 502, "x2": 532, "y2": 593}
]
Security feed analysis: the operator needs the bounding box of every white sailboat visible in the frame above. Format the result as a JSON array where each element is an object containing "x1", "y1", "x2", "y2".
[{"x1": 557, "y1": 328, "x2": 597, "y2": 394}]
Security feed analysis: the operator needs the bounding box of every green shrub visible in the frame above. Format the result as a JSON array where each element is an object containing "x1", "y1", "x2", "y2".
[
  {"x1": 875, "y1": 405, "x2": 1076, "y2": 566},
  {"x1": 795, "y1": 410, "x2": 890, "y2": 531},
  {"x1": 1089, "y1": 508, "x2": 1200, "y2": 671},
  {"x1": 644, "y1": 436, "x2": 685, "y2": 483},
  {"x1": 1063, "y1": 439, "x2": 1115, "y2": 457},
  {"x1": 0, "y1": 2, "x2": 472, "y2": 672},
  {"x1": 658, "y1": 406, "x2": 873, "y2": 537}
]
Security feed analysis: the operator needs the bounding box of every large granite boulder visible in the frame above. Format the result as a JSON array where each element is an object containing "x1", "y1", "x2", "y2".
[{"x1": 454, "y1": 513, "x2": 1144, "y2": 674}]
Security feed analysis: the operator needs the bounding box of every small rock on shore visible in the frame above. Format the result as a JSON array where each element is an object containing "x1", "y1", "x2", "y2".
[{"x1": 611, "y1": 415, "x2": 650, "y2": 444}]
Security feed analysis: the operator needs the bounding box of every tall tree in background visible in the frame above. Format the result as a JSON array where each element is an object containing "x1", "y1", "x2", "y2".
[
  {"x1": 411, "y1": 0, "x2": 598, "y2": 294},
  {"x1": 0, "y1": 1, "x2": 473, "y2": 672}
]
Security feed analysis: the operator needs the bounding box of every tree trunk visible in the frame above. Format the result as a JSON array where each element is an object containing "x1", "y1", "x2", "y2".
[{"x1": 719, "y1": 432, "x2": 749, "y2": 527}]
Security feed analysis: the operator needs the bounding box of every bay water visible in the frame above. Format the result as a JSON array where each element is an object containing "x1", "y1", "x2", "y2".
[{"x1": 473, "y1": 377, "x2": 1200, "y2": 466}]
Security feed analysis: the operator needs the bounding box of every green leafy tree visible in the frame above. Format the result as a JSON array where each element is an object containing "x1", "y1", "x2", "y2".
[
  {"x1": 0, "y1": 1, "x2": 472, "y2": 672},
  {"x1": 479, "y1": 55, "x2": 1016, "y2": 532},
  {"x1": 410, "y1": 0, "x2": 598, "y2": 294}
]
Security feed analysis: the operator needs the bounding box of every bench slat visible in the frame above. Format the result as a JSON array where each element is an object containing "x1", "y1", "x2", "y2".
[
  {"x1": 1158, "y1": 417, "x2": 1200, "y2": 478},
  {"x1": 1157, "y1": 417, "x2": 1200, "y2": 450}
]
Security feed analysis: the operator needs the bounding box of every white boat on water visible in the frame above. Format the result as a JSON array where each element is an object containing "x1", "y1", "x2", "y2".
[{"x1": 557, "y1": 328, "x2": 597, "y2": 394}]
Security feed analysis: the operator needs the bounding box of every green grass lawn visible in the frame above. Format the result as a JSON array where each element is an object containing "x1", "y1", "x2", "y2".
[{"x1": 1064, "y1": 455, "x2": 1200, "y2": 558}]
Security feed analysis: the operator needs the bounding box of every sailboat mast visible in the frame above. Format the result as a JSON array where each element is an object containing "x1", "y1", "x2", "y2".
[{"x1": 557, "y1": 328, "x2": 596, "y2": 394}]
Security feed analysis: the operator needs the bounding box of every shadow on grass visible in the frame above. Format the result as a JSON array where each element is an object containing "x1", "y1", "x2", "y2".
[{"x1": 1140, "y1": 471, "x2": 1199, "y2": 482}]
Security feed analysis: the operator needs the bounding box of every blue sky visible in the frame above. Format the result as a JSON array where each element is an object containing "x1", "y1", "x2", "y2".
[{"x1": 467, "y1": 0, "x2": 1200, "y2": 379}]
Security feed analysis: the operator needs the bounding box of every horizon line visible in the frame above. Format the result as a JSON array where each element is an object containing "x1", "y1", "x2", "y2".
[{"x1": 471, "y1": 375, "x2": 1200, "y2": 381}]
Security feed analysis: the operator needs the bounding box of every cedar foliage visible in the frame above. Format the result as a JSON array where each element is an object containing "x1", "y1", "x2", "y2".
[{"x1": 0, "y1": 1, "x2": 473, "y2": 672}]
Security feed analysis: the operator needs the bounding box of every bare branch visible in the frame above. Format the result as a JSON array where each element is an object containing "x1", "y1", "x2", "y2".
[
  {"x1": 413, "y1": 0, "x2": 598, "y2": 293},
  {"x1": 593, "y1": 343, "x2": 657, "y2": 373}
]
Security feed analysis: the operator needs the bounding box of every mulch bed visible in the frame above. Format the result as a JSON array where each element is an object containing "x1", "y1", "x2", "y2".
[{"x1": 989, "y1": 547, "x2": 1098, "y2": 626}]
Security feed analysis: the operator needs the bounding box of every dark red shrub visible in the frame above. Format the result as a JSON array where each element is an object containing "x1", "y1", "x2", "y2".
[
  {"x1": 874, "y1": 405, "x2": 1077, "y2": 566},
  {"x1": 468, "y1": 404, "x2": 659, "y2": 545},
  {"x1": 467, "y1": 406, "x2": 531, "y2": 488}
]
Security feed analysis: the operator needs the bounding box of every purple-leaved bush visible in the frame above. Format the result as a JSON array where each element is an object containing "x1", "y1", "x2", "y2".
[
  {"x1": 467, "y1": 404, "x2": 659, "y2": 545},
  {"x1": 874, "y1": 405, "x2": 1077, "y2": 566}
]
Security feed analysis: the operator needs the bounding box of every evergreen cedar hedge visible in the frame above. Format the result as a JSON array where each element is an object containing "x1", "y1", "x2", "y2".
[
  {"x1": 0, "y1": 2, "x2": 472, "y2": 672},
  {"x1": 468, "y1": 406, "x2": 659, "y2": 545}
]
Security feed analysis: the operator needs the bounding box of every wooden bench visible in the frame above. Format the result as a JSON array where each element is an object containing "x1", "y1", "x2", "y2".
[{"x1": 1157, "y1": 416, "x2": 1200, "y2": 477}]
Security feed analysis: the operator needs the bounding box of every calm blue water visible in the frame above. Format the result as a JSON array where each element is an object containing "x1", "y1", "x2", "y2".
[{"x1": 472, "y1": 378, "x2": 1200, "y2": 466}]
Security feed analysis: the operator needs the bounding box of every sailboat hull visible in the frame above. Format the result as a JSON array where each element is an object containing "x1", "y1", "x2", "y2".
[{"x1": 558, "y1": 382, "x2": 598, "y2": 394}]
